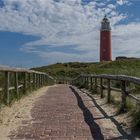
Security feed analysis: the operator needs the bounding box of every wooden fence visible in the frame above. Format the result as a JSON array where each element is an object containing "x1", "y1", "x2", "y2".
[
  {"x1": 0, "y1": 66, "x2": 53, "y2": 105},
  {"x1": 72, "y1": 74, "x2": 140, "y2": 111},
  {"x1": 55, "y1": 77, "x2": 71, "y2": 84}
]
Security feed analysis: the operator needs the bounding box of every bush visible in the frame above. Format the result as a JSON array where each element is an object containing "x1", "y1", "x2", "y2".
[{"x1": 132, "y1": 103, "x2": 140, "y2": 127}]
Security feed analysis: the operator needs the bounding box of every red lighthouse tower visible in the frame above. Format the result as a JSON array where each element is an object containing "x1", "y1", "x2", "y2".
[{"x1": 100, "y1": 15, "x2": 112, "y2": 62}]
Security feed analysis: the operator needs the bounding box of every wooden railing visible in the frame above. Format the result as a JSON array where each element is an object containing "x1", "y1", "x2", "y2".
[
  {"x1": 55, "y1": 77, "x2": 71, "y2": 84},
  {"x1": 0, "y1": 66, "x2": 53, "y2": 105},
  {"x1": 72, "y1": 74, "x2": 140, "y2": 111}
]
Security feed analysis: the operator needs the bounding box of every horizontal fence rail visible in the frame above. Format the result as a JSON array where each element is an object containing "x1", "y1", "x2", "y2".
[
  {"x1": 71, "y1": 74, "x2": 140, "y2": 112},
  {"x1": 0, "y1": 66, "x2": 54, "y2": 106}
]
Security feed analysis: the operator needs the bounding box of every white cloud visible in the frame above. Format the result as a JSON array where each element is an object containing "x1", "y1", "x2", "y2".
[
  {"x1": 0, "y1": 0, "x2": 137, "y2": 64},
  {"x1": 116, "y1": 0, "x2": 128, "y2": 6},
  {"x1": 112, "y1": 23, "x2": 140, "y2": 58}
]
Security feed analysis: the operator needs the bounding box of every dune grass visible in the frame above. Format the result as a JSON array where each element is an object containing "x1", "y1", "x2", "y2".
[
  {"x1": 32, "y1": 59, "x2": 140, "y2": 127},
  {"x1": 32, "y1": 59, "x2": 140, "y2": 79}
]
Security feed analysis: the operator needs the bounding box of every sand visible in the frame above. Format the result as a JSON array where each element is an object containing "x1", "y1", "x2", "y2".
[
  {"x1": 82, "y1": 89, "x2": 140, "y2": 139},
  {"x1": 0, "y1": 86, "x2": 51, "y2": 140}
]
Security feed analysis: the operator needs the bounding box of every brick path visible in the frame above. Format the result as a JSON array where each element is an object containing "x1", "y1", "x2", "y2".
[{"x1": 9, "y1": 85, "x2": 123, "y2": 140}]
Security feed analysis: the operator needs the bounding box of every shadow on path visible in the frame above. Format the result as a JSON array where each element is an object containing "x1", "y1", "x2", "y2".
[
  {"x1": 80, "y1": 88, "x2": 139, "y2": 140},
  {"x1": 70, "y1": 86, "x2": 104, "y2": 140}
]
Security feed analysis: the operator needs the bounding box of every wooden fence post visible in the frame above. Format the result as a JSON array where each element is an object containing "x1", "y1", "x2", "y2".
[
  {"x1": 5, "y1": 71, "x2": 10, "y2": 105},
  {"x1": 42, "y1": 75, "x2": 44, "y2": 86},
  {"x1": 40, "y1": 74, "x2": 42, "y2": 86},
  {"x1": 28, "y1": 73, "x2": 32, "y2": 91},
  {"x1": 42, "y1": 75, "x2": 43, "y2": 86},
  {"x1": 40, "y1": 74, "x2": 43, "y2": 86},
  {"x1": 37, "y1": 74, "x2": 39, "y2": 87},
  {"x1": 35, "y1": 73, "x2": 38, "y2": 89},
  {"x1": 37, "y1": 74, "x2": 39, "y2": 88},
  {"x1": 23, "y1": 72, "x2": 27, "y2": 94},
  {"x1": 44, "y1": 75, "x2": 46, "y2": 85},
  {"x1": 94, "y1": 77, "x2": 97, "y2": 93},
  {"x1": 100, "y1": 78, "x2": 104, "y2": 98},
  {"x1": 39, "y1": 74, "x2": 41, "y2": 87},
  {"x1": 43, "y1": 74, "x2": 45, "y2": 86},
  {"x1": 120, "y1": 80, "x2": 127, "y2": 112},
  {"x1": 33, "y1": 73, "x2": 36, "y2": 89},
  {"x1": 36, "y1": 74, "x2": 38, "y2": 87},
  {"x1": 47, "y1": 75, "x2": 49, "y2": 85},
  {"x1": 85, "y1": 76, "x2": 87, "y2": 88},
  {"x1": 107, "y1": 79, "x2": 111, "y2": 103},
  {"x1": 46, "y1": 75, "x2": 48, "y2": 85},
  {"x1": 15, "y1": 72, "x2": 19, "y2": 99},
  {"x1": 87, "y1": 76, "x2": 89, "y2": 89},
  {"x1": 88, "y1": 76, "x2": 90, "y2": 90},
  {"x1": 90, "y1": 76, "x2": 93, "y2": 91},
  {"x1": 86, "y1": 76, "x2": 89, "y2": 89},
  {"x1": 38, "y1": 74, "x2": 40, "y2": 87}
]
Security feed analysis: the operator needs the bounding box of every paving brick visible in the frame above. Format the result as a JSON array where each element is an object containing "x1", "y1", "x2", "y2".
[{"x1": 8, "y1": 85, "x2": 122, "y2": 140}]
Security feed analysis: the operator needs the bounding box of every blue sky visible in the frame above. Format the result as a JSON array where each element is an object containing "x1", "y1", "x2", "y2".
[{"x1": 0, "y1": 0, "x2": 140, "y2": 68}]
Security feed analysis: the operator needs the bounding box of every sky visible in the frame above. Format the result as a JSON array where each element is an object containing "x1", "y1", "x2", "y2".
[{"x1": 0, "y1": 0, "x2": 140, "y2": 68}]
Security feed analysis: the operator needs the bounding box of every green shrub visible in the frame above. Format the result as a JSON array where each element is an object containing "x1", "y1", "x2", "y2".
[{"x1": 132, "y1": 104, "x2": 140, "y2": 127}]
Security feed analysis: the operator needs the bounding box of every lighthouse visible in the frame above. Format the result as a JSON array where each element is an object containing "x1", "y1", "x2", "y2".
[{"x1": 100, "y1": 15, "x2": 112, "y2": 62}]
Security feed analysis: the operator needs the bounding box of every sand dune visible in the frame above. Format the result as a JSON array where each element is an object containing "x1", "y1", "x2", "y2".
[{"x1": 0, "y1": 86, "x2": 50, "y2": 140}]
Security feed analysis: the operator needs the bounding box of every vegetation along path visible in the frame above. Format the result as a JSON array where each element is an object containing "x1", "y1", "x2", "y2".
[{"x1": 8, "y1": 85, "x2": 136, "y2": 140}]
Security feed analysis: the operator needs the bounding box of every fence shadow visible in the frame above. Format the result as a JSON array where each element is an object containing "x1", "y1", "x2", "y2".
[
  {"x1": 79, "y1": 88, "x2": 140, "y2": 140},
  {"x1": 70, "y1": 86, "x2": 104, "y2": 140},
  {"x1": 70, "y1": 86, "x2": 140, "y2": 140}
]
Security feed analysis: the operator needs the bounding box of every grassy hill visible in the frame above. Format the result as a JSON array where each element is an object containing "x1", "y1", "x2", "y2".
[
  {"x1": 33, "y1": 59, "x2": 140, "y2": 128},
  {"x1": 32, "y1": 59, "x2": 140, "y2": 79}
]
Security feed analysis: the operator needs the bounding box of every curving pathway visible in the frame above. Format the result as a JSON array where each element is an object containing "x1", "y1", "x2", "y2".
[{"x1": 9, "y1": 85, "x2": 123, "y2": 140}]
